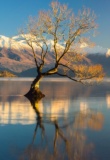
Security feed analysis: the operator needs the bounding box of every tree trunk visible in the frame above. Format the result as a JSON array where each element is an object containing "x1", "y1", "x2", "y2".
[
  {"x1": 31, "y1": 74, "x2": 43, "y2": 89},
  {"x1": 24, "y1": 74, "x2": 45, "y2": 100}
]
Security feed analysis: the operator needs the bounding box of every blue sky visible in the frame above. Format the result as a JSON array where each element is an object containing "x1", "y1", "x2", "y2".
[{"x1": 0, "y1": 0, "x2": 110, "y2": 48}]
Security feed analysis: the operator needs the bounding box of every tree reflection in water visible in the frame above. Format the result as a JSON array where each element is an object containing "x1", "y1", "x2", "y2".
[{"x1": 20, "y1": 96, "x2": 104, "y2": 160}]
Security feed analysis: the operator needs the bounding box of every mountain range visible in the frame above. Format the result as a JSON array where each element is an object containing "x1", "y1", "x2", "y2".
[{"x1": 0, "y1": 35, "x2": 110, "y2": 77}]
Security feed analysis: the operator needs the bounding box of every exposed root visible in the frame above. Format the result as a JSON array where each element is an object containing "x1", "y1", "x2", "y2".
[{"x1": 24, "y1": 87, "x2": 45, "y2": 101}]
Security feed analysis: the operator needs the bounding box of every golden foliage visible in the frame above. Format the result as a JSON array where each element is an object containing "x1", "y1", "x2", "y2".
[
  {"x1": 74, "y1": 64, "x2": 104, "y2": 81},
  {"x1": 0, "y1": 70, "x2": 16, "y2": 77}
]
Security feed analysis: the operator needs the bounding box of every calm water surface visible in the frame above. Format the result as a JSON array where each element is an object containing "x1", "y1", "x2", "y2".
[{"x1": 0, "y1": 78, "x2": 110, "y2": 160}]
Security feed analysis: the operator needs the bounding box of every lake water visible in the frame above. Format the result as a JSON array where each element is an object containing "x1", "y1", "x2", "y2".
[{"x1": 0, "y1": 78, "x2": 110, "y2": 160}]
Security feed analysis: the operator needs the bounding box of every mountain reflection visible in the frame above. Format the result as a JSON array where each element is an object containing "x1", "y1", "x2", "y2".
[
  {"x1": 0, "y1": 95, "x2": 104, "y2": 129},
  {"x1": 106, "y1": 94, "x2": 110, "y2": 108},
  {"x1": 0, "y1": 96, "x2": 36, "y2": 125},
  {"x1": 0, "y1": 96, "x2": 71, "y2": 125}
]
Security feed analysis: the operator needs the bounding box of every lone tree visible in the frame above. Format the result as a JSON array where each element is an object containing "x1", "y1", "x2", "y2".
[{"x1": 21, "y1": 1, "x2": 104, "y2": 97}]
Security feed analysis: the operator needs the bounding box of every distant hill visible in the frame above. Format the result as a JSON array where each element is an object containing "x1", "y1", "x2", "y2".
[
  {"x1": 18, "y1": 67, "x2": 37, "y2": 77},
  {"x1": 18, "y1": 67, "x2": 61, "y2": 77}
]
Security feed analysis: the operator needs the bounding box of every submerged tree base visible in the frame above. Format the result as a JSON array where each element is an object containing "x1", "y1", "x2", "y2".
[{"x1": 24, "y1": 87, "x2": 45, "y2": 101}]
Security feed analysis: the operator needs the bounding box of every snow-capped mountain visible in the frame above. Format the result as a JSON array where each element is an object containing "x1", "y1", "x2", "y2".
[
  {"x1": 0, "y1": 35, "x2": 35, "y2": 73},
  {"x1": 80, "y1": 42, "x2": 109, "y2": 55},
  {"x1": 0, "y1": 35, "x2": 110, "y2": 76},
  {"x1": 0, "y1": 35, "x2": 65, "y2": 73},
  {"x1": 86, "y1": 45, "x2": 109, "y2": 55},
  {"x1": 0, "y1": 35, "x2": 55, "y2": 73}
]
